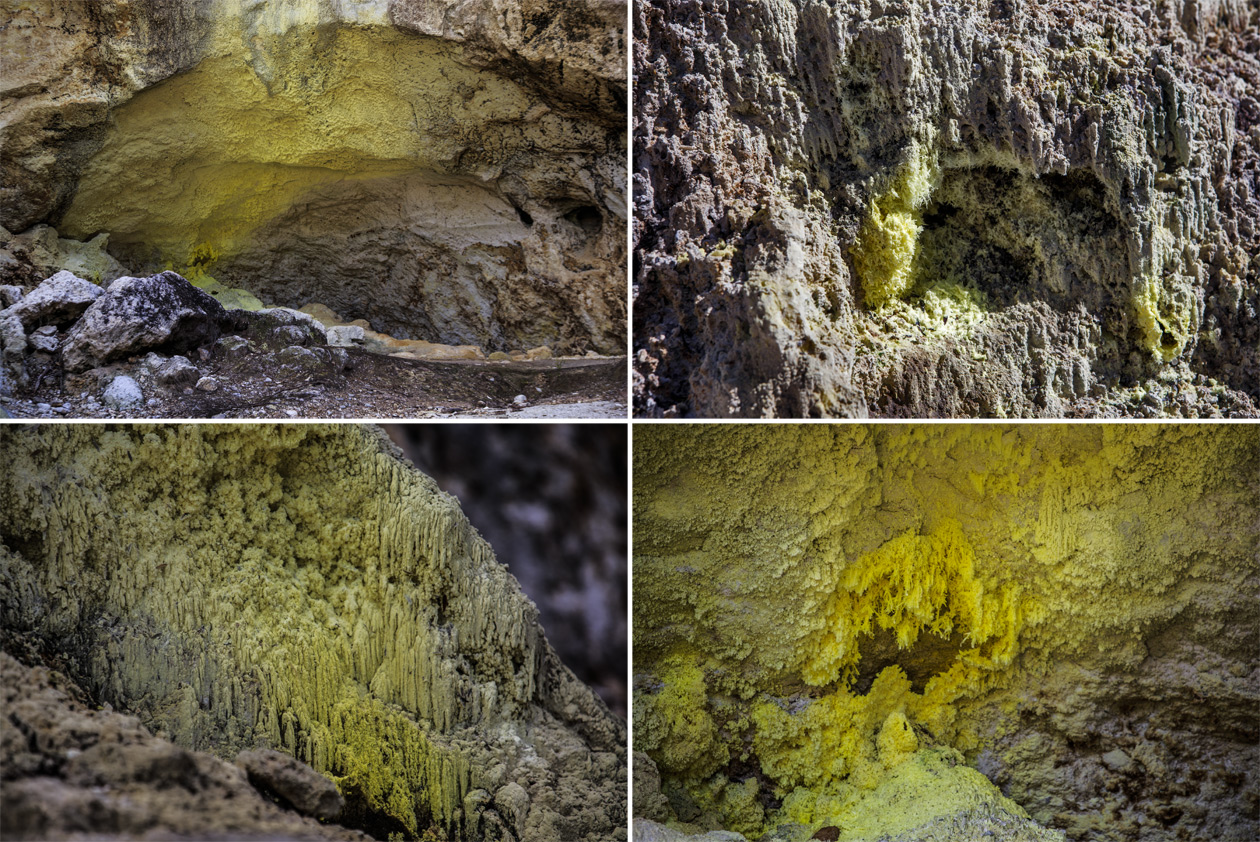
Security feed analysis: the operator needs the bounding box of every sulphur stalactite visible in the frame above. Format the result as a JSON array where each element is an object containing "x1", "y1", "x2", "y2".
[
  {"x1": 632, "y1": 424, "x2": 1258, "y2": 841},
  {"x1": 0, "y1": 424, "x2": 626, "y2": 841}
]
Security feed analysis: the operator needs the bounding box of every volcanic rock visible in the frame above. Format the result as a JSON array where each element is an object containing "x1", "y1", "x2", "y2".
[
  {"x1": 237, "y1": 748, "x2": 345, "y2": 821},
  {"x1": 62, "y1": 271, "x2": 225, "y2": 372},
  {"x1": 632, "y1": 0, "x2": 1260, "y2": 417},
  {"x1": 3, "y1": 271, "x2": 102, "y2": 330}
]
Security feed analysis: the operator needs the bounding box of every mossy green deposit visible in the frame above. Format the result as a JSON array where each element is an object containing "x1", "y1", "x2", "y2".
[
  {"x1": 0, "y1": 425, "x2": 622, "y2": 840},
  {"x1": 633, "y1": 425, "x2": 1258, "y2": 838}
]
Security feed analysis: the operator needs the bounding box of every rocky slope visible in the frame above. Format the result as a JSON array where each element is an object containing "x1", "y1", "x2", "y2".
[
  {"x1": 0, "y1": 268, "x2": 626, "y2": 419},
  {"x1": 632, "y1": 425, "x2": 1258, "y2": 841},
  {"x1": 2, "y1": 651, "x2": 368, "y2": 841},
  {"x1": 0, "y1": 425, "x2": 627, "y2": 841},
  {"x1": 2, "y1": 0, "x2": 627, "y2": 356},
  {"x1": 632, "y1": 0, "x2": 1259, "y2": 417}
]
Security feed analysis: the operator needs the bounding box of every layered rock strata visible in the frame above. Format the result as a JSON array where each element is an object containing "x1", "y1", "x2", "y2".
[
  {"x1": 632, "y1": 0, "x2": 1259, "y2": 417},
  {"x1": 0, "y1": 424, "x2": 627, "y2": 841},
  {"x1": 2, "y1": 0, "x2": 627, "y2": 355},
  {"x1": 632, "y1": 425, "x2": 1258, "y2": 841}
]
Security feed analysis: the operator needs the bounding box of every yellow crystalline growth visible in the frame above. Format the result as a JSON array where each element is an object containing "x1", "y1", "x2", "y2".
[
  {"x1": 634, "y1": 656, "x2": 725, "y2": 778},
  {"x1": 803, "y1": 519, "x2": 1024, "y2": 686},
  {"x1": 851, "y1": 147, "x2": 940, "y2": 308},
  {"x1": 1132, "y1": 272, "x2": 1190, "y2": 361},
  {"x1": 632, "y1": 424, "x2": 1259, "y2": 838},
  {"x1": 59, "y1": 19, "x2": 537, "y2": 270},
  {"x1": 0, "y1": 425, "x2": 549, "y2": 837},
  {"x1": 777, "y1": 746, "x2": 1049, "y2": 841}
]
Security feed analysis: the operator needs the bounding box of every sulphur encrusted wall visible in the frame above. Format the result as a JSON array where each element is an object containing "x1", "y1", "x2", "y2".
[
  {"x1": 4, "y1": 0, "x2": 627, "y2": 353},
  {"x1": 0, "y1": 424, "x2": 626, "y2": 841},
  {"x1": 632, "y1": 425, "x2": 1258, "y2": 841}
]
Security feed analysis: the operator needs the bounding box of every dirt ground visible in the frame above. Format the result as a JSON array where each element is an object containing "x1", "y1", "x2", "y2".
[{"x1": 1, "y1": 348, "x2": 628, "y2": 420}]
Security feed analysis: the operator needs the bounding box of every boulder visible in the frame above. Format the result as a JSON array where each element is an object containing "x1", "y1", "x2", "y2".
[
  {"x1": 102, "y1": 375, "x2": 144, "y2": 410},
  {"x1": 3, "y1": 271, "x2": 103, "y2": 329},
  {"x1": 236, "y1": 749, "x2": 344, "y2": 821},
  {"x1": 61, "y1": 272, "x2": 225, "y2": 372},
  {"x1": 0, "y1": 312, "x2": 27, "y2": 364},
  {"x1": 326, "y1": 325, "x2": 365, "y2": 347},
  {"x1": 155, "y1": 356, "x2": 199, "y2": 387}
]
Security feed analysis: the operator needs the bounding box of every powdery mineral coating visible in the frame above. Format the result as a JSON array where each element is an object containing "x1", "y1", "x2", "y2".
[
  {"x1": 632, "y1": 425, "x2": 1259, "y2": 841},
  {"x1": 0, "y1": 425, "x2": 626, "y2": 842},
  {"x1": 3, "y1": 0, "x2": 627, "y2": 355},
  {"x1": 632, "y1": 0, "x2": 1260, "y2": 417}
]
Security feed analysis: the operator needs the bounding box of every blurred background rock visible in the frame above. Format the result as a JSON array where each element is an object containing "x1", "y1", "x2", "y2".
[{"x1": 385, "y1": 424, "x2": 626, "y2": 717}]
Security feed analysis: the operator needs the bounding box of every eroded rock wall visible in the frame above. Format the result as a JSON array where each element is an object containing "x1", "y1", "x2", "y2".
[
  {"x1": 0, "y1": 424, "x2": 627, "y2": 841},
  {"x1": 632, "y1": 0, "x2": 1260, "y2": 416},
  {"x1": 2, "y1": 0, "x2": 627, "y2": 354},
  {"x1": 632, "y1": 425, "x2": 1259, "y2": 841}
]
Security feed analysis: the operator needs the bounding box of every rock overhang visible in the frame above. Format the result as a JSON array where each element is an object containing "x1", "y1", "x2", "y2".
[{"x1": 3, "y1": 0, "x2": 628, "y2": 356}]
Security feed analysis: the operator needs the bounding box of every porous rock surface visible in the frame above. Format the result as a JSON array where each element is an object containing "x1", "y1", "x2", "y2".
[
  {"x1": 0, "y1": 425, "x2": 627, "y2": 841},
  {"x1": 3, "y1": 270, "x2": 103, "y2": 330},
  {"x1": 237, "y1": 748, "x2": 347, "y2": 822},
  {"x1": 632, "y1": 425, "x2": 1258, "y2": 841},
  {"x1": 2, "y1": 0, "x2": 627, "y2": 355},
  {"x1": 0, "y1": 651, "x2": 366, "y2": 841},
  {"x1": 632, "y1": 0, "x2": 1260, "y2": 417}
]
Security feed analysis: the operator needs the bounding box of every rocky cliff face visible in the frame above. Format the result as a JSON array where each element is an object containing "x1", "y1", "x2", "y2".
[
  {"x1": 0, "y1": 425, "x2": 627, "y2": 841},
  {"x1": 632, "y1": 0, "x2": 1259, "y2": 417},
  {"x1": 2, "y1": 0, "x2": 626, "y2": 355},
  {"x1": 632, "y1": 425, "x2": 1258, "y2": 841}
]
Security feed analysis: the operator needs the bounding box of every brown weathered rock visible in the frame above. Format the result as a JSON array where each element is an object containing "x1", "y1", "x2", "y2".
[
  {"x1": 0, "y1": 652, "x2": 366, "y2": 841},
  {"x1": 238, "y1": 748, "x2": 345, "y2": 821}
]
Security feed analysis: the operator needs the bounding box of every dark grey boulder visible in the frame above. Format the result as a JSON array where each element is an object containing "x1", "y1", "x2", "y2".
[{"x1": 61, "y1": 271, "x2": 225, "y2": 373}]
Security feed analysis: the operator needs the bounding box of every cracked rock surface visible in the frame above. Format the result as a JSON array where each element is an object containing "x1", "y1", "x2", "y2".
[
  {"x1": 632, "y1": 0, "x2": 1259, "y2": 417},
  {"x1": 0, "y1": 651, "x2": 367, "y2": 841}
]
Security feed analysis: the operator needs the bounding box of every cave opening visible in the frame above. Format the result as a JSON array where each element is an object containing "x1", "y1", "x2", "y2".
[
  {"x1": 563, "y1": 204, "x2": 605, "y2": 235},
  {"x1": 913, "y1": 165, "x2": 1127, "y2": 317},
  {"x1": 851, "y1": 626, "x2": 970, "y2": 695}
]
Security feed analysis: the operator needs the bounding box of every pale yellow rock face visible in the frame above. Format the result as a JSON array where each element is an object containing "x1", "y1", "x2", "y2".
[{"x1": 2, "y1": 0, "x2": 627, "y2": 354}]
